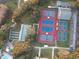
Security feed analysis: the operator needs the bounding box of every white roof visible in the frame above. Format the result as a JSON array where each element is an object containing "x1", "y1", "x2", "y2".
[
  {"x1": 57, "y1": 1, "x2": 71, "y2": 8},
  {"x1": 19, "y1": 24, "x2": 31, "y2": 41},
  {"x1": 58, "y1": 7, "x2": 72, "y2": 20}
]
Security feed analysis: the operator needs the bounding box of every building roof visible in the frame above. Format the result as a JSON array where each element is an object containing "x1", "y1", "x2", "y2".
[
  {"x1": 57, "y1": 1, "x2": 71, "y2": 8},
  {"x1": 58, "y1": 7, "x2": 72, "y2": 20}
]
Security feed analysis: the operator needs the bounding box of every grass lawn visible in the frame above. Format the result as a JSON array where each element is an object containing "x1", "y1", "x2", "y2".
[{"x1": 41, "y1": 49, "x2": 52, "y2": 59}]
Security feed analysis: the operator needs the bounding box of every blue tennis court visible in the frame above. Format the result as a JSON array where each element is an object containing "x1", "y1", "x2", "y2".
[
  {"x1": 42, "y1": 20, "x2": 54, "y2": 24},
  {"x1": 42, "y1": 26, "x2": 53, "y2": 32}
]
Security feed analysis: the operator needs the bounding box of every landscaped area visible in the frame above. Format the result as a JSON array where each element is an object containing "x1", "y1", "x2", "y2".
[{"x1": 0, "y1": 0, "x2": 79, "y2": 59}]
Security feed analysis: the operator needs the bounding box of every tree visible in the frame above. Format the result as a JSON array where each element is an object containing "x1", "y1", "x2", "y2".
[
  {"x1": 14, "y1": 46, "x2": 36, "y2": 59},
  {"x1": 0, "y1": 4, "x2": 8, "y2": 26},
  {"x1": 12, "y1": 0, "x2": 39, "y2": 22}
]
